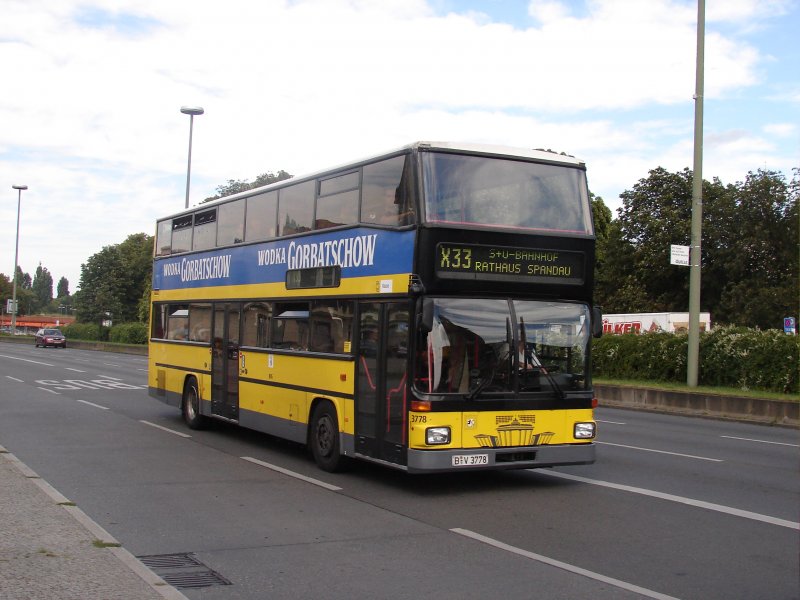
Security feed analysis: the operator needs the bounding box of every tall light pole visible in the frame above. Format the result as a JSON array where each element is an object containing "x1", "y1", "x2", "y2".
[
  {"x1": 687, "y1": 0, "x2": 705, "y2": 387},
  {"x1": 181, "y1": 106, "x2": 204, "y2": 209},
  {"x1": 11, "y1": 185, "x2": 27, "y2": 335}
]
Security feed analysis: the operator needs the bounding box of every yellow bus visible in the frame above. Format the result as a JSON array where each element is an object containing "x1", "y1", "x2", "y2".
[{"x1": 148, "y1": 142, "x2": 601, "y2": 473}]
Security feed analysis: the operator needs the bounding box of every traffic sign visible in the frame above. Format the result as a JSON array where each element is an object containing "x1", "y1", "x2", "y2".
[
  {"x1": 784, "y1": 317, "x2": 796, "y2": 335},
  {"x1": 670, "y1": 244, "x2": 690, "y2": 266}
]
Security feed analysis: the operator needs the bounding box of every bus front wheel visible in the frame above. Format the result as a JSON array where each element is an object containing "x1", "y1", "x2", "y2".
[
  {"x1": 182, "y1": 377, "x2": 207, "y2": 430},
  {"x1": 310, "y1": 402, "x2": 345, "y2": 472}
]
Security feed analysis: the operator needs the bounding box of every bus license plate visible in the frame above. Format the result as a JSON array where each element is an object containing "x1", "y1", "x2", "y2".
[{"x1": 452, "y1": 454, "x2": 489, "y2": 467}]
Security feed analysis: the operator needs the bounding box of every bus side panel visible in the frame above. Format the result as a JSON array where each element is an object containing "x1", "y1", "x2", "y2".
[
  {"x1": 237, "y1": 351, "x2": 355, "y2": 444},
  {"x1": 148, "y1": 340, "x2": 212, "y2": 411}
]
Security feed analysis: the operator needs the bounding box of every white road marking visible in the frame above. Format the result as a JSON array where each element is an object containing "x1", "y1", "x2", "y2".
[
  {"x1": 77, "y1": 399, "x2": 110, "y2": 410},
  {"x1": 721, "y1": 435, "x2": 799, "y2": 448},
  {"x1": 139, "y1": 420, "x2": 192, "y2": 438},
  {"x1": 64, "y1": 368, "x2": 86, "y2": 373},
  {"x1": 0, "y1": 353, "x2": 54, "y2": 366},
  {"x1": 537, "y1": 471, "x2": 799, "y2": 530},
  {"x1": 37, "y1": 387, "x2": 60, "y2": 395},
  {"x1": 6, "y1": 376, "x2": 24, "y2": 382},
  {"x1": 451, "y1": 528, "x2": 681, "y2": 600},
  {"x1": 596, "y1": 441, "x2": 723, "y2": 462},
  {"x1": 595, "y1": 419, "x2": 626, "y2": 425},
  {"x1": 241, "y1": 456, "x2": 342, "y2": 491}
]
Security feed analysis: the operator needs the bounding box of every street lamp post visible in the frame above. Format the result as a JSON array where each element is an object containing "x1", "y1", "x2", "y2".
[
  {"x1": 11, "y1": 185, "x2": 27, "y2": 335},
  {"x1": 180, "y1": 106, "x2": 204, "y2": 209}
]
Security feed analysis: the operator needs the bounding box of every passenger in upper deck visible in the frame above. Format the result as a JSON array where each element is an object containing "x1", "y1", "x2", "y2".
[{"x1": 364, "y1": 187, "x2": 414, "y2": 226}]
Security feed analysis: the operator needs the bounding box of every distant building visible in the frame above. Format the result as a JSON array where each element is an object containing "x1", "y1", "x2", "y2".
[
  {"x1": 0, "y1": 315, "x2": 76, "y2": 335},
  {"x1": 602, "y1": 312, "x2": 711, "y2": 335}
]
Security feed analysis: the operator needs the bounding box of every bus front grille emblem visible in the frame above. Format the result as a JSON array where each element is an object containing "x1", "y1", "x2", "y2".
[{"x1": 474, "y1": 415, "x2": 554, "y2": 448}]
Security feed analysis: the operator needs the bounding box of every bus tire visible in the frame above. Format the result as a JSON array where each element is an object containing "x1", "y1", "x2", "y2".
[
  {"x1": 182, "y1": 377, "x2": 207, "y2": 430},
  {"x1": 309, "y1": 401, "x2": 345, "y2": 472}
]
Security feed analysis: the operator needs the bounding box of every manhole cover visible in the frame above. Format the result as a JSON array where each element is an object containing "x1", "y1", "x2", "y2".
[{"x1": 137, "y1": 553, "x2": 232, "y2": 589}]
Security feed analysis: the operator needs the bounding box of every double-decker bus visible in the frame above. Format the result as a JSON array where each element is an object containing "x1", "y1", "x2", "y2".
[{"x1": 148, "y1": 141, "x2": 601, "y2": 473}]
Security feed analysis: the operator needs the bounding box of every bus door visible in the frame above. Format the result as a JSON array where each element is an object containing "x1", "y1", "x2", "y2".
[
  {"x1": 212, "y1": 303, "x2": 240, "y2": 421},
  {"x1": 356, "y1": 302, "x2": 409, "y2": 465}
]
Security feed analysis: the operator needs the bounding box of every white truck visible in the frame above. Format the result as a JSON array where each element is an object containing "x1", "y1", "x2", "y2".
[{"x1": 602, "y1": 312, "x2": 711, "y2": 335}]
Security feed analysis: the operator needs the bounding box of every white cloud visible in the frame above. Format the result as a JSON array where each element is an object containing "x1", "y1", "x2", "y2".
[
  {"x1": 763, "y1": 122, "x2": 797, "y2": 137},
  {"x1": 0, "y1": 0, "x2": 796, "y2": 289}
]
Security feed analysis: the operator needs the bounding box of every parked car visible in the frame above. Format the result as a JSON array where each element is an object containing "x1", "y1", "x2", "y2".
[{"x1": 34, "y1": 328, "x2": 67, "y2": 348}]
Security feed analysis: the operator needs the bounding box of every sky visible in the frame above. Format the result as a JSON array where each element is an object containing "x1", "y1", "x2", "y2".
[{"x1": 1, "y1": 0, "x2": 798, "y2": 294}]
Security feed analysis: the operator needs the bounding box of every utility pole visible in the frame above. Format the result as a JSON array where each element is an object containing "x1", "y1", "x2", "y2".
[{"x1": 687, "y1": 0, "x2": 705, "y2": 387}]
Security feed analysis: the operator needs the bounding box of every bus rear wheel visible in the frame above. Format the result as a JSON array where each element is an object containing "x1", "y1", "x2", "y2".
[
  {"x1": 310, "y1": 402, "x2": 345, "y2": 472},
  {"x1": 182, "y1": 377, "x2": 207, "y2": 430}
]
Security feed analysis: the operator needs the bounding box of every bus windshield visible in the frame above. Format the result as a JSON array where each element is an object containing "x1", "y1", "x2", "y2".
[
  {"x1": 422, "y1": 152, "x2": 592, "y2": 234},
  {"x1": 414, "y1": 298, "x2": 591, "y2": 397}
]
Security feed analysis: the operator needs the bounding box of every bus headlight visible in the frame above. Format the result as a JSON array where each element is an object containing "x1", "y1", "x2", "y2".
[
  {"x1": 574, "y1": 422, "x2": 596, "y2": 439},
  {"x1": 426, "y1": 426, "x2": 451, "y2": 445}
]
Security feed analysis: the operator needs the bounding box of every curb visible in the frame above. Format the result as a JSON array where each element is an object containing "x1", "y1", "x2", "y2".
[
  {"x1": 595, "y1": 384, "x2": 799, "y2": 428},
  {"x1": 0, "y1": 445, "x2": 189, "y2": 600}
]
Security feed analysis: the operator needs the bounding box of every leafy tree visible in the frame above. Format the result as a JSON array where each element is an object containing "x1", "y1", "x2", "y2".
[
  {"x1": 596, "y1": 167, "x2": 796, "y2": 328},
  {"x1": 74, "y1": 233, "x2": 153, "y2": 325},
  {"x1": 15, "y1": 266, "x2": 31, "y2": 290},
  {"x1": 714, "y1": 170, "x2": 798, "y2": 329},
  {"x1": 590, "y1": 193, "x2": 613, "y2": 306},
  {"x1": 13, "y1": 287, "x2": 35, "y2": 316},
  {"x1": 32, "y1": 264, "x2": 54, "y2": 312},
  {"x1": 203, "y1": 170, "x2": 293, "y2": 202},
  {"x1": 0, "y1": 273, "x2": 11, "y2": 303},
  {"x1": 56, "y1": 277, "x2": 69, "y2": 299}
]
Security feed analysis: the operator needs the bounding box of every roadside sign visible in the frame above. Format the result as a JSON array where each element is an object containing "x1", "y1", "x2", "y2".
[
  {"x1": 784, "y1": 317, "x2": 796, "y2": 335},
  {"x1": 6, "y1": 299, "x2": 17, "y2": 314},
  {"x1": 670, "y1": 245, "x2": 690, "y2": 266}
]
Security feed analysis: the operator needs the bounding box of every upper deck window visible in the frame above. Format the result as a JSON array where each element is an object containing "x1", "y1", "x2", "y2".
[
  {"x1": 192, "y1": 209, "x2": 217, "y2": 251},
  {"x1": 171, "y1": 215, "x2": 193, "y2": 254},
  {"x1": 217, "y1": 199, "x2": 245, "y2": 245},
  {"x1": 317, "y1": 171, "x2": 359, "y2": 230},
  {"x1": 361, "y1": 155, "x2": 414, "y2": 226},
  {"x1": 422, "y1": 153, "x2": 592, "y2": 234},
  {"x1": 278, "y1": 181, "x2": 314, "y2": 236},
  {"x1": 156, "y1": 220, "x2": 172, "y2": 256},
  {"x1": 246, "y1": 191, "x2": 278, "y2": 242}
]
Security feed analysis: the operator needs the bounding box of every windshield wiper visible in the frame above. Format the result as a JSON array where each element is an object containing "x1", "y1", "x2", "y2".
[
  {"x1": 467, "y1": 343, "x2": 510, "y2": 400},
  {"x1": 529, "y1": 346, "x2": 565, "y2": 400},
  {"x1": 519, "y1": 317, "x2": 565, "y2": 400}
]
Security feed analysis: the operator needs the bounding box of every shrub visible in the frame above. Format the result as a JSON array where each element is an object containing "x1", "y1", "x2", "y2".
[
  {"x1": 700, "y1": 326, "x2": 798, "y2": 394},
  {"x1": 593, "y1": 327, "x2": 798, "y2": 394},
  {"x1": 62, "y1": 323, "x2": 108, "y2": 341},
  {"x1": 108, "y1": 322, "x2": 148, "y2": 345}
]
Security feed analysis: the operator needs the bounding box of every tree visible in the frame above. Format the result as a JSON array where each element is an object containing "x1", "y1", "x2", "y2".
[
  {"x1": 0, "y1": 273, "x2": 11, "y2": 303},
  {"x1": 56, "y1": 277, "x2": 69, "y2": 299},
  {"x1": 203, "y1": 170, "x2": 293, "y2": 202},
  {"x1": 714, "y1": 169, "x2": 798, "y2": 328},
  {"x1": 596, "y1": 166, "x2": 796, "y2": 328},
  {"x1": 15, "y1": 266, "x2": 31, "y2": 290},
  {"x1": 591, "y1": 193, "x2": 613, "y2": 306},
  {"x1": 74, "y1": 233, "x2": 153, "y2": 325},
  {"x1": 32, "y1": 264, "x2": 54, "y2": 312}
]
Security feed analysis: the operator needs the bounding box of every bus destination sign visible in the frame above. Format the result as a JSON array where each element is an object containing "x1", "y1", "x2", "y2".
[{"x1": 436, "y1": 243, "x2": 584, "y2": 285}]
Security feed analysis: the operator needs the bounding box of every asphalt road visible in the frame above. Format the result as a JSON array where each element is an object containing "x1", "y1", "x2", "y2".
[{"x1": 0, "y1": 343, "x2": 797, "y2": 600}]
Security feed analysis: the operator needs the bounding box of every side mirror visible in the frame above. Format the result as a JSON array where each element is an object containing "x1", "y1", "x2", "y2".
[
  {"x1": 592, "y1": 305, "x2": 603, "y2": 338},
  {"x1": 420, "y1": 298, "x2": 434, "y2": 333}
]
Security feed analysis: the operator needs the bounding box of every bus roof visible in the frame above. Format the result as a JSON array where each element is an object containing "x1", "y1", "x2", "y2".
[
  {"x1": 163, "y1": 141, "x2": 585, "y2": 220},
  {"x1": 412, "y1": 141, "x2": 585, "y2": 166}
]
